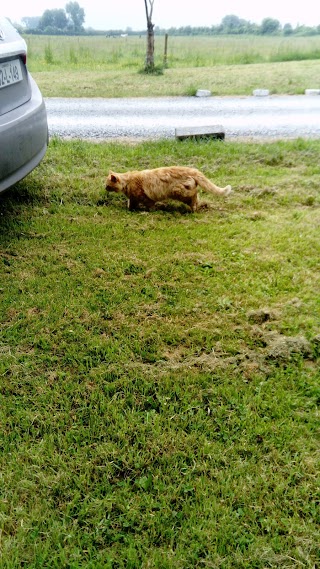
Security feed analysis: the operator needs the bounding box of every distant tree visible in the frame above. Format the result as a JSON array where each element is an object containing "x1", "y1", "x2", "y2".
[
  {"x1": 182, "y1": 26, "x2": 193, "y2": 35},
  {"x1": 260, "y1": 18, "x2": 281, "y2": 34},
  {"x1": 38, "y1": 10, "x2": 54, "y2": 30},
  {"x1": 221, "y1": 15, "x2": 244, "y2": 33},
  {"x1": 38, "y1": 9, "x2": 68, "y2": 31},
  {"x1": 248, "y1": 22, "x2": 260, "y2": 34},
  {"x1": 295, "y1": 24, "x2": 317, "y2": 36},
  {"x1": 283, "y1": 23, "x2": 293, "y2": 35},
  {"x1": 144, "y1": 0, "x2": 155, "y2": 71},
  {"x1": 66, "y1": 1, "x2": 85, "y2": 32}
]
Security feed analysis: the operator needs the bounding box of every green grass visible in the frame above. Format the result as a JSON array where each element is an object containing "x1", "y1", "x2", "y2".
[
  {"x1": 0, "y1": 138, "x2": 319, "y2": 567},
  {"x1": 26, "y1": 34, "x2": 320, "y2": 70},
  {"x1": 31, "y1": 60, "x2": 320, "y2": 97},
  {"x1": 25, "y1": 34, "x2": 320, "y2": 97}
]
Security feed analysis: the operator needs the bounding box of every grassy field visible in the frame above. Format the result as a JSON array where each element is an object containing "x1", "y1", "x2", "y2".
[
  {"x1": 26, "y1": 34, "x2": 320, "y2": 69},
  {"x1": 25, "y1": 34, "x2": 320, "y2": 97},
  {"x1": 1, "y1": 138, "x2": 319, "y2": 567}
]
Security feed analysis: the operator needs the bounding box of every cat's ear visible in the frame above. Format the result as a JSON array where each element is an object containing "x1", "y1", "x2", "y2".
[{"x1": 109, "y1": 171, "x2": 119, "y2": 183}]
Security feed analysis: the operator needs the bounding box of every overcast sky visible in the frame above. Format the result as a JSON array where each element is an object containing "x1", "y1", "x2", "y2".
[{"x1": 5, "y1": 0, "x2": 320, "y2": 30}]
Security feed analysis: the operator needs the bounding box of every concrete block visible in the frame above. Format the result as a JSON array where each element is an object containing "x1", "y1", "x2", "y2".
[
  {"x1": 196, "y1": 89, "x2": 211, "y2": 97},
  {"x1": 253, "y1": 89, "x2": 270, "y2": 97},
  {"x1": 175, "y1": 125, "x2": 225, "y2": 141},
  {"x1": 305, "y1": 89, "x2": 320, "y2": 95}
]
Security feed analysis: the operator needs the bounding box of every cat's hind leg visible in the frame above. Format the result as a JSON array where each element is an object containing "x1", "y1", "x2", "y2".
[
  {"x1": 189, "y1": 193, "x2": 199, "y2": 212},
  {"x1": 177, "y1": 189, "x2": 199, "y2": 212}
]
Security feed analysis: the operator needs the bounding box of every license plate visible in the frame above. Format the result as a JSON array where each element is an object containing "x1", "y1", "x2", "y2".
[{"x1": 0, "y1": 59, "x2": 23, "y2": 89}]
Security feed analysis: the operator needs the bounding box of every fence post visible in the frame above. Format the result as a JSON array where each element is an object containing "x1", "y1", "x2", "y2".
[{"x1": 163, "y1": 33, "x2": 168, "y2": 67}]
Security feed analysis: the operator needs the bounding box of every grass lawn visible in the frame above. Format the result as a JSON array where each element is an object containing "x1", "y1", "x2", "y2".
[
  {"x1": 31, "y1": 60, "x2": 320, "y2": 98},
  {"x1": 0, "y1": 138, "x2": 319, "y2": 568}
]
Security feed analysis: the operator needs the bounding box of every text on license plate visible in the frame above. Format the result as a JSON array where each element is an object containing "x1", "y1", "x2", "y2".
[{"x1": 0, "y1": 59, "x2": 23, "y2": 90}]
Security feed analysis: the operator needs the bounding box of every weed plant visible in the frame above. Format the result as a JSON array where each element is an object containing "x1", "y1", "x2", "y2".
[{"x1": 0, "y1": 138, "x2": 319, "y2": 567}]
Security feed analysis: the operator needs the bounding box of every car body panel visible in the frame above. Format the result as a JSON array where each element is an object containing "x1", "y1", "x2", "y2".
[
  {"x1": 0, "y1": 17, "x2": 48, "y2": 193},
  {"x1": 0, "y1": 75, "x2": 48, "y2": 192},
  {"x1": 0, "y1": 17, "x2": 26, "y2": 59}
]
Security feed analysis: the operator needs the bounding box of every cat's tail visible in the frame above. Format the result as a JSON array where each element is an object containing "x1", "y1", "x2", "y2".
[{"x1": 196, "y1": 172, "x2": 232, "y2": 196}]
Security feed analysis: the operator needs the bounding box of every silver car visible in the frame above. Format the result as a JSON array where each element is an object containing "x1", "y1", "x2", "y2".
[{"x1": 0, "y1": 17, "x2": 48, "y2": 193}]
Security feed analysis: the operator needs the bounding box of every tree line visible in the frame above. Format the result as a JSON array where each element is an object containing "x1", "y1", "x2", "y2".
[
  {"x1": 20, "y1": 10, "x2": 320, "y2": 37},
  {"x1": 160, "y1": 16, "x2": 320, "y2": 36}
]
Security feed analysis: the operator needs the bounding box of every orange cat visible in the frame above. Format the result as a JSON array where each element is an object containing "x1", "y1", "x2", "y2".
[{"x1": 105, "y1": 166, "x2": 232, "y2": 212}]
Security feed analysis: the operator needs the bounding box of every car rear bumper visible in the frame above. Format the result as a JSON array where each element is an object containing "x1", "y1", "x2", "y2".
[{"x1": 0, "y1": 74, "x2": 48, "y2": 193}]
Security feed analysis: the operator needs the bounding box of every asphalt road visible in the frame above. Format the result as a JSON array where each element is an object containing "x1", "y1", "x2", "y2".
[{"x1": 45, "y1": 95, "x2": 320, "y2": 141}]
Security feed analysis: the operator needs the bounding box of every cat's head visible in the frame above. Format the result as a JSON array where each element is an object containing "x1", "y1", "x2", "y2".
[{"x1": 105, "y1": 171, "x2": 123, "y2": 192}]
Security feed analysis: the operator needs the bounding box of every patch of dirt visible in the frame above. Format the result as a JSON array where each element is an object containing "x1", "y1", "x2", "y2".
[
  {"x1": 247, "y1": 304, "x2": 317, "y2": 363},
  {"x1": 285, "y1": 297, "x2": 303, "y2": 309},
  {"x1": 159, "y1": 322, "x2": 317, "y2": 377},
  {"x1": 248, "y1": 308, "x2": 280, "y2": 324},
  {"x1": 160, "y1": 345, "x2": 269, "y2": 379},
  {"x1": 264, "y1": 332, "x2": 313, "y2": 361}
]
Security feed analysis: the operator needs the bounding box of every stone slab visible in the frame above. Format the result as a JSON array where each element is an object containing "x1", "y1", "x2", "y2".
[
  {"x1": 253, "y1": 89, "x2": 270, "y2": 97},
  {"x1": 175, "y1": 125, "x2": 225, "y2": 141},
  {"x1": 305, "y1": 89, "x2": 320, "y2": 96},
  {"x1": 196, "y1": 89, "x2": 212, "y2": 97}
]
